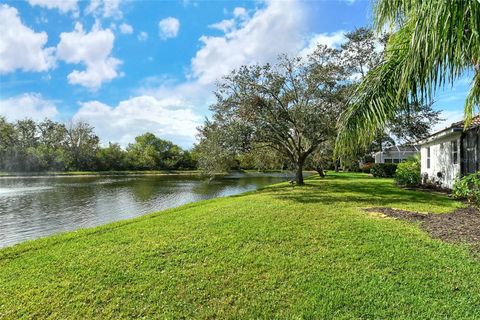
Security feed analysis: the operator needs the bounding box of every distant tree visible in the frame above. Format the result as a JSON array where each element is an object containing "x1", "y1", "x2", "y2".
[
  {"x1": 126, "y1": 132, "x2": 190, "y2": 170},
  {"x1": 11, "y1": 119, "x2": 42, "y2": 171},
  {"x1": 96, "y1": 143, "x2": 127, "y2": 171},
  {"x1": 0, "y1": 117, "x2": 197, "y2": 173},
  {"x1": 0, "y1": 117, "x2": 18, "y2": 171},
  {"x1": 37, "y1": 119, "x2": 68, "y2": 170},
  {"x1": 176, "y1": 150, "x2": 197, "y2": 170},
  {"x1": 389, "y1": 101, "x2": 442, "y2": 144},
  {"x1": 341, "y1": 27, "x2": 384, "y2": 79},
  {"x1": 340, "y1": 27, "x2": 442, "y2": 163},
  {"x1": 65, "y1": 121, "x2": 100, "y2": 170},
  {"x1": 198, "y1": 47, "x2": 348, "y2": 184},
  {"x1": 15, "y1": 119, "x2": 38, "y2": 149},
  {"x1": 194, "y1": 121, "x2": 239, "y2": 175}
]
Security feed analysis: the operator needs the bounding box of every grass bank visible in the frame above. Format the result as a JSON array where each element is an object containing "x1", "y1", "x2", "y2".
[{"x1": 1, "y1": 173, "x2": 479, "y2": 319}]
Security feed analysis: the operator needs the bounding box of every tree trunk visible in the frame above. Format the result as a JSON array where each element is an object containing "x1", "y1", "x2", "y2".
[
  {"x1": 316, "y1": 165, "x2": 325, "y2": 178},
  {"x1": 295, "y1": 161, "x2": 304, "y2": 185}
]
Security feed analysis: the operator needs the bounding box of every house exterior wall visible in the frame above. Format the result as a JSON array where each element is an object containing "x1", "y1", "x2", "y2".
[
  {"x1": 420, "y1": 132, "x2": 461, "y2": 189},
  {"x1": 461, "y1": 127, "x2": 480, "y2": 174},
  {"x1": 374, "y1": 151, "x2": 419, "y2": 164}
]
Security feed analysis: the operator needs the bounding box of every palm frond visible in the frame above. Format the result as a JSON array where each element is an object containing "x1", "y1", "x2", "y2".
[{"x1": 337, "y1": 0, "x2": 480, "y2": 158}]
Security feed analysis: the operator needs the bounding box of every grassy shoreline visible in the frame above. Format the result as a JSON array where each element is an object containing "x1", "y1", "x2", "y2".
[{"x1": 2, "y1": 173, "x2": 479, "y2": 319}]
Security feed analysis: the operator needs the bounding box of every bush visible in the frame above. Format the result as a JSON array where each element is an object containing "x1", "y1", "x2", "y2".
[
  {"x1": 361, "y1": 163, "x2": 373, "y2": 174},
  {"x1": 452, "y1": 172, "x2": 480, "y2": 205},
  {"x1": 349, "y1": 162, "x2": 360, "y2": 172},
  {"x1": 371, "y1": 163, "x2": 398, "y2": 178},
  {"x1": 395, "y1": 157, "x2": 421, "y2": 186}
]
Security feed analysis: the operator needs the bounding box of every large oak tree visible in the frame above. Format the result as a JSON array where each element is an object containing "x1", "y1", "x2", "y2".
[{"x1": 199, "y1": 46, "x2": 348, "y2": 184}]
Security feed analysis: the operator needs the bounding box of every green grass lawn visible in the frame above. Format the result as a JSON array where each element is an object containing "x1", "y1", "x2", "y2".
[{"x1": 1, "y1": 173, "x2": 479, "y2": 319}]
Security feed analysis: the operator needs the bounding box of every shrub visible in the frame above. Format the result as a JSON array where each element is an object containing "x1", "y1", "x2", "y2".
[
  {"x1": 371, "y1": 163, "x2": 398, "y2": 178},
  {"x1": 452, "y1": 172, "x2": 480, "y2": 205},
  {"x1": 361, "y1": 162, "x2": 373, "y2": 174},
  {"x1": 349, "y1": 162, "x2": 360, "y2": 172},
  {"x1": 395, "y1": 157, "x2": 421, "y2": 186}
]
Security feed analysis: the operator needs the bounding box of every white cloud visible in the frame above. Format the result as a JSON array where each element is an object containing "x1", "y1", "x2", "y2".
[
  {"x1": 300, "y1": 30, "x2": 346, "y2": 57},
  {"x1": 27, "y1": 0, "x2": 78, "y2": 15},
  {"x1": 74, "y1": 96, "x2": 201, "y2": 147},
  {"x1": 0, "y1": 93, "x2": 58, "y2": 121},
  {"x1": 138, "y1": 31, "x2": 148, "y2": 41},
  {"x1": 68, "y1": 0, "x2": 351, "y2": 147},
  {"x1": 209, "y1": 7, "x2": 248, "y2": 34},
  {"x1": 181, "y1": 0, "x2": 198, "y2": 7},
  {"x1": 128, "y1": 0, "x2": 312, "y2": 147},
  {"x1": 0, "y1": 4, "x2": 55, "y2": 74},
  {"x1": 119, "y1": 23, "x2": 133, "y2": 34},
  {"x1": 159, "y1": 17, "x2": 180, "y2": 40},
  {"x1": 209, "y1": 19, "x2": 236, "y2": 33},
  {"x1": 56, "y1": 23, "x2": 122, "y2": 89},
  {"x1": 85, "y1": 0, "x2": 122, "y2": 19},
  {"x1": 233, "y1": 7, "x2": 247, "y2": 18},
  {"x1": 191, "y1": 0, "x2": 306, "y2": 85},
  {"x1": 432, "y1": 110, "x2": 465, "y2": 133}
]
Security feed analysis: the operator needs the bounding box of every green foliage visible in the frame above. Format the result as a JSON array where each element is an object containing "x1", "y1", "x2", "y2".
[
  {"x1": 126, "y1": 133, "x2": 195, "y2": 170},
  {"x1": 96, "y1": 143, "x2": 128, "y2": 171},
  {"x1": 199, "y1": 47, "x2": 348, "y2": 184},
  {"x1": 395, "y1": 157, "x2": 421, "y2": 186},
  {"x1": 64, "y1": 121, "x2": 100, "y2": 170},
  {"x1": 452, "y1": 172, "x2": 480, "y2": 205},
  {"x1": 337, "y1": 0, "x2": 480, "y2": 159},
  {"x1": 371, "y1": 163, "x2": 397, "y2": 178},
  {"x1": 0, "y1": 117, "x2": 196, "y2": 172},
  {"x1": 360, "y1": 163, "x2": 373, "y2": 173}
]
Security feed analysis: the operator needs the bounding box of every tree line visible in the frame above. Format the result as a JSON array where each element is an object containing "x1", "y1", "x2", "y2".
[{"x1": 0, "y1": 117, "x2": 196, "y2": 172}]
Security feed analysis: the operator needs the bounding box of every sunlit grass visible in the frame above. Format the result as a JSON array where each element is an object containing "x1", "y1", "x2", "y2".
[{"x1": 1, "y1": 173, "x2": 478, "y2": 319}]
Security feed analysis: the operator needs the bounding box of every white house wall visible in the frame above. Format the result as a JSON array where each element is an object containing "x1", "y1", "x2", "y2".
[
  {"x1": 420, "y1": 132, "x2": 461, "y2": 189},
  {"x1": 374, "y1": 151, "x2": 419, "y2": 164}
]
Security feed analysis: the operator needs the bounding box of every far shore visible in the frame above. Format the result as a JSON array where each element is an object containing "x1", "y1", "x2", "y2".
[
  {"x1": 0, "y1": 169, "x2": 297, "y2": 179},
  {"x1": 0, "y1": 170, "x2": 203, "y2": 179}
]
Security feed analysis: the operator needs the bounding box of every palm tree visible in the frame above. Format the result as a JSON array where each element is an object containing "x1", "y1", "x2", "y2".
[{"x1": 336, "y1": 0, "x2": 480, "y2": 158}]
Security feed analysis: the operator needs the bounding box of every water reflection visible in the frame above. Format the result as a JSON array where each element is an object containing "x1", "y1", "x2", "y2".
[{"x1": 0, "y1": 173, "x2": 291, "y2": 248}]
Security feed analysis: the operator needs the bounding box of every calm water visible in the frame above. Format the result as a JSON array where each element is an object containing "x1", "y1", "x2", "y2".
[{"x1": 0, "y1": 173, "x2": 291, "y2": 248}]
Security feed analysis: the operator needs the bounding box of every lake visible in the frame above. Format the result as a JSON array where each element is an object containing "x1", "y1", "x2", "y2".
[{"x1": 0, "y1": 173, "x2": 292, "y2": 248}]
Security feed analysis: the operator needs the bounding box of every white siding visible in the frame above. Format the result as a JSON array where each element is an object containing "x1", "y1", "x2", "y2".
[
  {"x1": 374, "y1": 151, "x2": 419, "y2": 164},
  {"x1": 420, "y1": 132, "x2": 461, "y2": 189}
]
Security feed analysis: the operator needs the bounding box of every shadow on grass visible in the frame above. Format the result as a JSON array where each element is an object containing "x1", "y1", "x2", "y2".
[{"x1": 264, "y1": 176, "x2": 456, "y2": 209}]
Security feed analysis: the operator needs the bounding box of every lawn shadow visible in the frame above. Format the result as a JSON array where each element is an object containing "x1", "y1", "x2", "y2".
[{"x1": 264, "y1": 175, "x2": 457, "y2": 210}]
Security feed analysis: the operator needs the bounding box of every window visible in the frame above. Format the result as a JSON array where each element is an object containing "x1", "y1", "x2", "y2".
[
  {"x1": 384, "y1": 158, "x2": 393, "y2": 163},
  {"x1": 452, "y1": 140, "x2": 458, "y2": 164},
  {"x1": 427, "y1": 147, "x2": 431, "y2": 169},
  {"x1": 393, "y1": 159, "x2": 401, "y2": 164}
]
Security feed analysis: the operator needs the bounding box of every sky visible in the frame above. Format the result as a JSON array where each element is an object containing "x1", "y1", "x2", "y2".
[{"x1": 0, "y1": 0, "x2": 473, "y2": 148}]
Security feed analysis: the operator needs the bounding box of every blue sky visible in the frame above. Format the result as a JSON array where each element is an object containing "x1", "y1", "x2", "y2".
[{"x1": 0, "y1": 0, "x2": 472, "y2": 148}]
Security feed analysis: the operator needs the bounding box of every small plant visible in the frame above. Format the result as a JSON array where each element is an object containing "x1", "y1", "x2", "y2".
[
  {"x1": 395, "y1": 157, "x2": 421, "y2": 186},
  {"x1": 361, "y1": 163, "x2": 373, "y2": 174},
  {"x1": 371, "y1": 163, "x2": 398, "y2": 178},
  {"x1": 452, "y1": 172, "x2": 480, "y2": 206}
]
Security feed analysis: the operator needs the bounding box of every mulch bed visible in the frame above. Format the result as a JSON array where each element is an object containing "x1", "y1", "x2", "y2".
[{"x1": 365, "y1": 206, "x2": 480, "y2": 253}]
